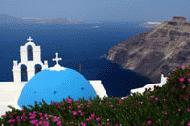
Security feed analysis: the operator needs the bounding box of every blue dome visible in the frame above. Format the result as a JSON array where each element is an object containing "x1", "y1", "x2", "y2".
[{"x1": 18, "y1": 68, "x2": 97, "y2": 107}]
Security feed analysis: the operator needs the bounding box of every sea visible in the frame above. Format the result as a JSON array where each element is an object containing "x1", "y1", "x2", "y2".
[{"x1": 0, "y1": 22, "x2": 151, "y2": 97}]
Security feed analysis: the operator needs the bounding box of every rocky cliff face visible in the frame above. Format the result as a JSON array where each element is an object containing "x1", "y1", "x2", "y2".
[{"x1": 107, "y1": 17, "x2": 190, "y2": 82}]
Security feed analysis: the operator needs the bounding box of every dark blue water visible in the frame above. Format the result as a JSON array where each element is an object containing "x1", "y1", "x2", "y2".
[{"x1": 0, "y1": 23, "x2": 151, "y2": 97}]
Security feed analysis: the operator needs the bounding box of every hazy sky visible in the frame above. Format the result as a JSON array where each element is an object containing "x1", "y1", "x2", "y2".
[{"x1": 0, "y1": 0, "x2": 190, "y2": 22}]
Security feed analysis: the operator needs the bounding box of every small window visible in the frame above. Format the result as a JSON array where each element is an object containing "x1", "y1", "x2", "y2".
[
  {"x1": 27, "y1": 45, "x2": 33, "y2": 61},
  {"x1": 21, "y1": 64, "x2": 28, "y2": 82}
]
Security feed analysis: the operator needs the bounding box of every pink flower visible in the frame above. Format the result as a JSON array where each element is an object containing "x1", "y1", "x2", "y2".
[
  {"x1": 39, "y1": 120, "x2": 43, "y2": 125},
  {"x1": 8, "y1": 119, "x2": 16, "y2": 124},
  {"x1": 180, "y1": 66, "x2": 186, "y2": 70},
  {"x1": 188, "y1": 78, "x2": 190, "y2": 83},
  {"x1": 66, "y1": 98, "x2": 72, "y2": 104},
  {"x1": 154, "y1": 97, "x2": 159, "y2": 102},
  {"x1": 40, "y1": 116, "x2": 44, "y2": 120},
  {"x1": 30, "y1": 119, "x2": 38, "y2": 126},
  {"x1": 96, "y1": 117, "x2": 101, "y2": 122},
  {"x1": 55, "y1": 104, "x2": 61, "y2": 109},
  {"x1": 42, "y1": 121, "x2": 49, "y2": 126},
  {"x1": 146, "y1": 118, "x2": 153, "y2": 126},
  {"x1": 56, "y1": 121, "x2": 62, "y2": 126},
  {"x1": 77, "y1": 105, "x2": 81, "y2": 109},
  {"x1": 29, "y1": 115, "x2": 36, "y2": 120},
  {"x1": 98, "y1": 124, "x2": 102, "y2": 126},
  {"x1": 44, "y1": 113, "x2": 48, "y2": 117},
  {"x1": 52, "y1": 116, "x2": 60, "y2": 122},
  {"x1": 39, "y1": 113, "x2": 43, "y2": 117},
  {"x1": 179, "y1": 77, "x2": 185, "y2": 83},
  {"x1": 90, "y1": 113, "x2": 95, "y2": 119},
  {"x1": 21, "y1": 115, "x2": 26, "y2": 121},
  {"x1": 72, "y1": 111, "x2": 78, "y2": 116},
  {"x1": 78, "y1": 109, "x2": 82, "y2": 113},
  {"x1": 39, "y1": 120, "x2": 50, "y2": 126},
  {"x1": 81, "y1": 122, "x2": 87, "y2": 126},
  {"x1": 187, "y1": 108, "x2": 190, "y2": 112},
  {"x1": 147, "y1": 120, "x2": 152, "y2": 125},
  {"x1": 29, "y1": 112, "x2": 37, "y2": 120},
  {"x1": 44, "y1": 113, "x2": 49, "y2": 120},
  {"x1": 68, "y1": 106, "x2": 72, "y2": 110},
  {"x1": 86, "y1": 118, "x2": 90, "y2": 122},
  {"x1": 187, "y1": 121, "x2": 190, "y2": 126},
  {"x1": 16, "y1": 116, "x2": 21, "y2": 122}
]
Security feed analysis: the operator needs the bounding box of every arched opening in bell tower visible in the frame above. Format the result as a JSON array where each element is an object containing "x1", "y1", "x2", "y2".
[
  {"x1": 35, "y1": 64, "x2": 42, "y2": 74},
  {"x1": 27, "y1": 45, "x2": 33, "y2": 61},
  {"x1": 21, "y1": 64, "x2": 28, "y2": 82}
]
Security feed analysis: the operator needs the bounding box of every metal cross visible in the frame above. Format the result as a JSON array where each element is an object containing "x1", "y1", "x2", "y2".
[
  {"x1": 27, "y1": 36, "x2": 33, "y2": 42},
  {"x1": 52, "y1": 52, "x2": 62, "y2": 65}
]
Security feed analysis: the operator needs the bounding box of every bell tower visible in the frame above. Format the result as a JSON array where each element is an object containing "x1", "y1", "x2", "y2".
[{"x1": 12, "y1": 36, "x2": 49, "y2": 84}]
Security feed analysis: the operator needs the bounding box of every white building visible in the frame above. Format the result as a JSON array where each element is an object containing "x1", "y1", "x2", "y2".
[
  {"x1": 0, "y1": 37, "x2": 107, "y2": 115},
  {"x1": 130, "y1": 74, "x2": 167, "y2": 94}
]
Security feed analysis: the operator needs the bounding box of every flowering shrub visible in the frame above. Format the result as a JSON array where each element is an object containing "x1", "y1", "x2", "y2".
[{"x1": 1, "y1": 66, "x2": 190, "y2": 126}]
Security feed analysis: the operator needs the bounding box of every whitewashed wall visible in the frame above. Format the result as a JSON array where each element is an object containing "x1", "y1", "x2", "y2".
[{"x1": 130, "y1": 74, "x2": 167, "y2": 94}]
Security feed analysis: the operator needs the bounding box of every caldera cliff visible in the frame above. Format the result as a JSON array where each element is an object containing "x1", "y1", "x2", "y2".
[{"x1": 107, "y1": 16, "x2": 190, "y2": 82}]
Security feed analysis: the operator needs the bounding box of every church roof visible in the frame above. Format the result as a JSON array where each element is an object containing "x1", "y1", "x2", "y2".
[
  {"x1": 18, "y1": 68, "x2": 97, "y2": 107},
  {"x1": 18, "y1": 52, "x2": 97, "y2": 107}
]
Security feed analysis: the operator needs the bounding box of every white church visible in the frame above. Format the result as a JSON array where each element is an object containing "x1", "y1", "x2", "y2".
[
  {"x1": 0, "y1": 37, "x2": 107, "y2": 115},
  {"x1": 0, "y1": 37, "x2": 168, "y2": 115}
]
